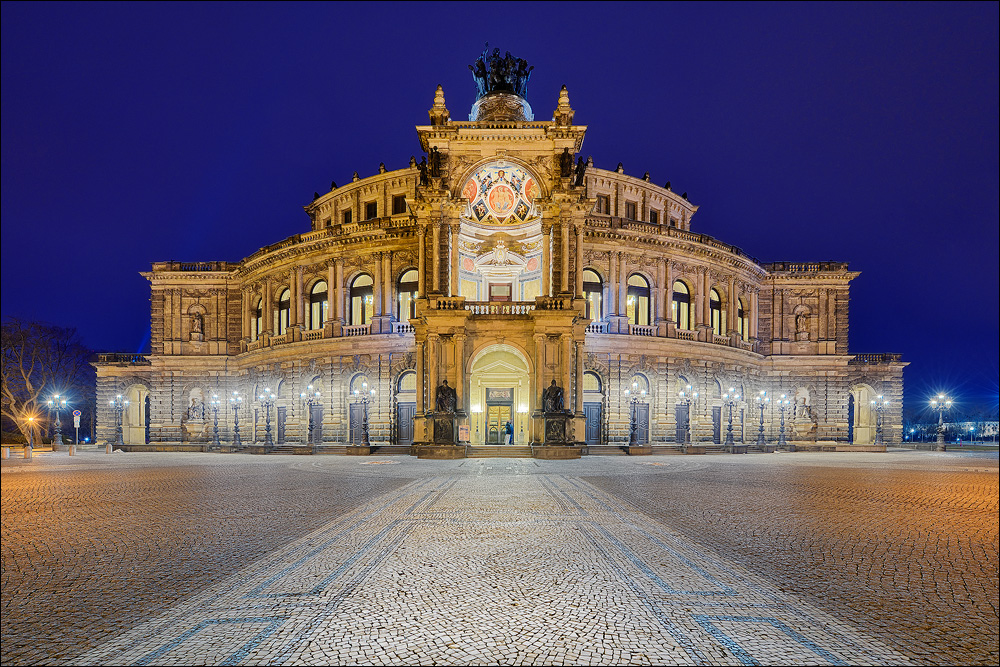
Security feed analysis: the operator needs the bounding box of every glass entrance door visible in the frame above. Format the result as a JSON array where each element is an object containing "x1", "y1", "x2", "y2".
[{"x1": 486, "y1": 404, "x2": 512, "y2": 444}]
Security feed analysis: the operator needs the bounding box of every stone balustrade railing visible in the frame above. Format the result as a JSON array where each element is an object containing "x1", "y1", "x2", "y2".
[
  {"x1": 849, "y1": 353, "x2": 903, "y2": 365},
  {"x1": 629, "y1": 324, "x2": 655, "y2": 336},
  {"x1": 464, "y1": 301, "x2": 535, "y2": 315},
  {"x1": 392, "y1": 322, "x2": 415, "y2": 334},
  {"x1": 302, "y1": 329, "x2": 325, "y2": 341},
  {"x1": 585, "y1": 321, "x2": 608, "y2": 334},
  {"x1": 95, "y1": 353, "x2": 150, "y2": 365},
  {"x1": 343, "y1": 324, "x2": 370, "y2": 337}
]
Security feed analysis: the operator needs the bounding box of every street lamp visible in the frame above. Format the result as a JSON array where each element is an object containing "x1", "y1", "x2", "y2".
[
  {"x1": 776, "y1": 394, "x2": 792, "y2": 451},
  {"x1": 722, "y1": 387, "x2": 743, "y2": 453},
  {"x1": 755, "y1": 390, "x2": 771, "y2": 452},
  {"x1": 623, "y1": 381, "x2": 646, "y2": 446},
  {"x1": 258, "y1": 387, "x2": 275, "y2": 449},
  {"x1": 209, "y1": 395, "x2": 222, "y2": 450},
  {"x1": 109, "y1": 394, "x2": 129, "y2": 451},
  {"x1": 870, "y1": 394, "x2": 889, "y2": 446},
  {"x1": 26, "y1": 416, "x2": 36, "y2": 453},
  {"x1": 677, "y1": 385, "x2": 698, "y2": 450},
  {"x1": 351, "y1": 383, "x2": 375, "y2": 447},
  {"x1": 968, "y1": 426, "x2": 975, "y2": 446},
  {"x1": 47, "y1": 393, "x2": 68, "y2": 449},
  {"x1": 301, "y1": 385, "x2": 321, "y2": 450},
  {"x1": 229, "y1": 391, "x2": 243, "y2": 448},
  {"x1": 929, "y1": 394, "x2": 952, "y2": 452}
]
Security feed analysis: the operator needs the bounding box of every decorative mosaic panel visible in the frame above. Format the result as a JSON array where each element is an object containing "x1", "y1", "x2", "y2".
[{"x1": 462, "y1": 161, "x2": 539, "y2": 226}]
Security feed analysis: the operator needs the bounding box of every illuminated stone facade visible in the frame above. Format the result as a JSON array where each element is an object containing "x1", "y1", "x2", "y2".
[{"x1": 94, "y1": 75, "x2": 906, "y2": 453}]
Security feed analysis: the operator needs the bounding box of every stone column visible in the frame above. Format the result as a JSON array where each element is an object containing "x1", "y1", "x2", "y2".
[
  {"x1": 427, "y1": 334, "x2": 438, "y2": 410},
  {"x1": 417, "y1": 225, "x2": 426, "y2": 296},
  {"x1": 575, "y1": 225, "x2": 585, "y2": 298},
  {"x1": 609, "y1": 253, "x2": 619, "y2": 315},
  {"x1": 701, "y1": 270, "x2": 711, "y2": 328},
  {"x1": 561, "y1": 220, "x2": 570, "y2": 293},
  {"x1": 533, "y1": 334, "x2": 546, "y2": 410},
  {"x1": 618, "y1": 254, "x2": 627, "y2": 318},
  {"x1": 288, "y1": 270, "x2": 297, "y2": 328},
  {"x1": 541, "y1": 223, "x2": 551, "y2": 297},
  {"x1": 432, "y1": 223, "x2": 441, "y2": 293},
  {"x1": 242, "y1": 288, "x2": 251, "y2": 339},
  {"x1": 335, "y1": 260, "x2": 345, "y2": 325},
  {"x1": 383, "y1": 253, "x2": 392, "y2": 317},
  {"x1": 264, "y1": 279, "x2": 273, "y2": 334},
  {"x1": 751, "y1": 290, "x2": 759, "y2": 339},
  {"x1": 575, "y1": 341, "x2": 584, "y2": 414},
  {"x1": 296, "y1": 266, "x2": 305, "y2": 328},
  {"x1": 415, "y1": 341, "x2": 425, "y2": 413},
  {"x1": 655, "y1": 258, "x2": 666, "y2": 324},
  {"x1": 450, "y1": 223, "x2": 460, "y2": 297},
  {"x1": 561, "y1": 334, "x2": 572, "y2": 404},
  {"x1": 326, "y1": 262, "x2": 336, "y2": 323},
  {"x1": 454, "y1": 333, "x2": 466, "y2": 409},
  {"x1": 373, "y1": 252, "x2": 383, "y2": 317},
  {"x1": 727, "y1": 276, "x2": 737, "y2": 334}
]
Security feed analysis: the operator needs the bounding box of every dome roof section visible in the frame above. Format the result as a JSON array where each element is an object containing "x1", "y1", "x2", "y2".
[{"x1": 462, "y1": 160, "x2": 540, "y2": 226}]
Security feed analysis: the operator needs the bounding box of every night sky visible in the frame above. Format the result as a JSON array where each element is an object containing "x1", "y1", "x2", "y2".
[{"x1": 2, "y1": 2, "x2": 997, "y2": 415}]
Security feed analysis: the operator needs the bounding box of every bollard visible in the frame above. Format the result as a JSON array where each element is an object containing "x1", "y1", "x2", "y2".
[
  {"x1": 2, "y1": 446, "x2": 9, "y2": 459},
  {"x1": 106, "y1": 442, "x2": 113, "y2": 454},
  {"x1": 69, "y1": 445, "x2": 76, "y2": 456},
  {"x1": 25, "y1": 445, "x2": 33, "y2": 459}
]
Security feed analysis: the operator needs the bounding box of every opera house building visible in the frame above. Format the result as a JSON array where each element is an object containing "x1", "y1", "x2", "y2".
[{"x1": 94, "y1": 53, "x2": 906, "y2": 457}]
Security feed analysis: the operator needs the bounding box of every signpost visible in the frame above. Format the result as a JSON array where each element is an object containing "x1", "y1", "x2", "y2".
[{"x1": 71, "y1": 410, "x2": 82, "y2": 456}]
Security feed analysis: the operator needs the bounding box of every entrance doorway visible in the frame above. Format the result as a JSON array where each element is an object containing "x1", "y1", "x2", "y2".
[
  {"x1": 486, "y1": 388, "x2": 513, "y2": 444},
  {"x1": 468, "y1": 344, "x2": 530, "y2": 445}
]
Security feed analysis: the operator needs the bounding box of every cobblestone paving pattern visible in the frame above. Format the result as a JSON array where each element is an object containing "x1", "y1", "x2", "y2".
[
  {"x1": 1, "y1": 453, "x2": 409, "y2": 665},
  {"x1": 586, "y1": 452, "x2": 999, "y2": 666},
  {"x1": 2, "y1": 450, "x2": 995, "y2": 666}
]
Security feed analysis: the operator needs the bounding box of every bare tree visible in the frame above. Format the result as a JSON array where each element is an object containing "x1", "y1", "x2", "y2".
[{"x1": 1, "y1": 319, "x2": 94, "y2": 442}]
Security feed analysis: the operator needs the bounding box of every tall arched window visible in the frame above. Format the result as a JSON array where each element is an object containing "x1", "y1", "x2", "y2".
[
  {"x1": 737, "y1": 298, "x2": 748, "y2": 341},
  {"x1": 626, "y1": 274, "x2": 650, "y2": 326},
  {"x1": 309, "y1": 281, "x2": 328, "y2": 330},
  {"x1": 671, "y1": 280, "x2": 691, "y2": 330},
  {"x1": 710, "y1": 288, "x2": 725, "y2": 336},
  {"x1": 583, "y1": 269, "x2": 603, "y2": 320},
  {"x1": 350, "y1": 274, "x2": 374, "y2": 325},
  {"x1": 252, "y1": 298, "x2": 262, "y2": 339},
  {"x1": 398, "y1": 269, "x2": 418, "y2": 321},
  {"x1": 275, "y1": 289, "x2": 290, "y2": 335}
]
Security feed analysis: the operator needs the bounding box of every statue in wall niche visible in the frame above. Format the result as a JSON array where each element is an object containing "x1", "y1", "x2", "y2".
[
  {"x1": 188, "y1": 397, "x2": 204, "y2": 420},
  {"x1": 191, "y1": 313, "x2": 203, "y2": 335},
  {"x1": 795, "y1": 312, "x2": 809, "y2": 340},
  {"x1": 793, "y1": 398, "x2": 817, "y2": 439},
  {"x1": 435, "y1": 380, "x2": 457, "y2": 413},
  {"x1": 542, "y1": 379, "x2": 565, "y2": 413},
  {"x1": 560, "y1": 148, "x2": 574, "y2": 177}
]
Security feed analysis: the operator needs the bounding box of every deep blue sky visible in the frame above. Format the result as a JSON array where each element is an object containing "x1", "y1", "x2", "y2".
[{"x1": 3, "y1": 2, "x2": 997, "y2": 415}]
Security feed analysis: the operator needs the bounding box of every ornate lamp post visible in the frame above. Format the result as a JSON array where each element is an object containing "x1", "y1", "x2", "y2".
[
  {"x1": 301, "y1": 385, "x2": 321, "y2": 451},
  {"x1": 930, "y1": 394, "x2": 952, "y2": 452},
  {"x1": 722, "y1": 387, "x2": 743, "y2": 453},
  {"x1": 229, "y1": 391, "x2": 243, "y2": 448},
  {"x1": 776, "y1": 394, "x2": 792, "y2": 451},
  {"x1": 623, "y1": 381, "x2": 646, "y2": 446},
  {"x1": 351, "y1": 384, "x2": 375, "y2": 447},
  {"x1": 209, "y1": 395, "x2": 222, "y2": 450},
  {"x1": 755, "y1": 390, "x2": 771, "y2": 452},
  {"x1": 26, "y1": 416, "x2": 36, "y2": 456},
  {"x1": 109, "y1": 394, "x2": 129, "y2": 452},
  {"x1": 677, "y1": 385, "x2": 698, "y2": 450},
  {"x1": 258, "y1": 387, "x2": 275, "y2": 449},
  {"x1": 47, "y1": 394, "x2": 68, "y2": 449},
  {"x1": 870, "y1": 394, "x2": 889, "y2": 447}
]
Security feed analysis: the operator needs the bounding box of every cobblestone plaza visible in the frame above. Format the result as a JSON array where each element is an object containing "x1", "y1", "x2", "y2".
[{"x1": 2, "y1": 450, "x2": 997, "y2": 666}]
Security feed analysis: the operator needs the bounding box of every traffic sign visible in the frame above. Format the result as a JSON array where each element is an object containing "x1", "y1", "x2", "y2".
[{"x1": 73, "y1": 410, "x2": 82, "y2": 417}]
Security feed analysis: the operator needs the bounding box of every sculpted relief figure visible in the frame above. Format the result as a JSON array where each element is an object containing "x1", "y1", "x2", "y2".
[
  {"x1": 435, "y1": 380, "x2": 457, "y2": 413},
  {"x1": 543, "y1": 379, "x2": 565, "y2": 413}
]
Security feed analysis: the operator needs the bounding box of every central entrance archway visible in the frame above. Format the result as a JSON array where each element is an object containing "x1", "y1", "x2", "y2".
[{"x1": 468, "y1": 344, "x2": 531, "y2": 445}]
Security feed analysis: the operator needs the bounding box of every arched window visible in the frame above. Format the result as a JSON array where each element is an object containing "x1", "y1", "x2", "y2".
[
  {"x1": 275, "y1": 289, "x2": 290, "y2": 335},
  {"x1": 350, "y1": 374, "x2": 372, "y2": 396},
  {"x1": 626, "y1": 274, "x2": 650, "y2": 326},
  {"x1": 671, "y1": 280, "x2": 691, "y2": 330},
  {"x1": 309, "y1": 281, "x2": 328, "y2": 330},
  {"x1": 397, "y1": 371, "x2": 417, "y2": 393},
  {"x1": 583, "y1": 371, "x2": 602, "y2": 394},
  {"x1": 737, "y1": 298, "x2": 748, "y2": 341},
  {"x1": 252, "y1": 298, "x2": 262, "y2": 339},
  {"x1": 398, "y1": 269, "x2": 418, "y2": 321},
  {"x1": 710, "y1": 288, "x2": 725, "y2": 336},
  {"x1": 583, "y1": 269, "x2": 603, "y2": 320},
  {"x1": 350, "y1": 274, "x2": 374, "y2": 325}
]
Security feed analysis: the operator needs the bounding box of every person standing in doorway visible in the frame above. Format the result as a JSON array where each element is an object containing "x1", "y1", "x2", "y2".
[{"x1": 504, "y1": 420, "x2": 514, "y2": 445}]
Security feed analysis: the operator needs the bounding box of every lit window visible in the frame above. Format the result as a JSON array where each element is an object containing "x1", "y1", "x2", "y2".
[
  {"x1": 672, "y1": 281, "x2": 691, "y2": 330},
  {"x1": 276, "y1": 289, "x2": 291, "y2": 335},
  {"x1": 626, "y1": 274, "x2": 650, "y2": 326},
  {"x1": 398, "y1": 269, "x2": 418, "y2": 320},
  {"x1": 350, "y1": 274, "x2": 374, "y2": 325},
  {"x1": 583, "y1": 269, "x2": 603, "y2": 320},
  {"x1": 252, "y1": 298, "x2": 262, "y2": 339},
  {"x1": 309, "y1": 281, "x2": 328, "y2": 330},
  {"x1": 710, "y1": 288, "x2": 725, "y2": 336},
  {"x1": 737, "y1": 298, "x2": 749, "y2": 341}
]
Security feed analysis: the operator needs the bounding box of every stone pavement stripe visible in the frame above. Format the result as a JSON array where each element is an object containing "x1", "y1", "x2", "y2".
[
  {"x1": 134, "y1": 617, "x2": 288, "y2": 667},
  {"x1": 693, "y1": 615, "x2": 848, "y2": 666}
]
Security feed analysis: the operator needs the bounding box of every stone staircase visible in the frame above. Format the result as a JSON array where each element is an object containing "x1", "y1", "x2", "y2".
[
  {"x1": 587, "y1": 445, "x2": 628, "y2": 456},
  {"x1": 466, "y1": 445, "x2": 533, "y2": 458}
]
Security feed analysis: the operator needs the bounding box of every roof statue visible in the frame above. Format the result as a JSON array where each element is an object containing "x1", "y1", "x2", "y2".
[{"x1": 469, "y1": 44, "x2": 534, "y2": 101}]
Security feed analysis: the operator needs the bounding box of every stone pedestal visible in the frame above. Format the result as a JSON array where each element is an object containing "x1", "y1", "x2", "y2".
[
  {"x1": 432, "y1": 413, "x2": 457, "y2": 444},
  {"x1": 543, "y1": 412, "x2": 570, "y2": 445}
]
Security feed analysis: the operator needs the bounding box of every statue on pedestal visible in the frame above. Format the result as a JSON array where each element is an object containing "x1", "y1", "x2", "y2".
[
  {"x1": 542, "y1": 380, "x2": 564, "y2": 413},
  {"x1": 435, "y1": 380, "x2": 457, "y2": 413}
]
